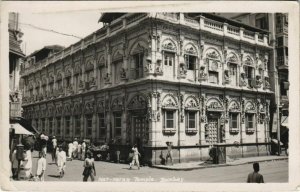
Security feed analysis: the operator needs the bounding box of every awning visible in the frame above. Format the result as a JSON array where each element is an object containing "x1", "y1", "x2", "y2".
[
  {"x1": 10, "y1": 117, "x2": 39, "y2": 134},
  {"x1": 10, "y1": 123, "x2": 33, "y2": 135}
]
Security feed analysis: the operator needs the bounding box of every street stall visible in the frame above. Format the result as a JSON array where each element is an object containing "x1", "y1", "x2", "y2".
[{"x1": 89, "y1": 144, "x2": 110, "y2": 161}]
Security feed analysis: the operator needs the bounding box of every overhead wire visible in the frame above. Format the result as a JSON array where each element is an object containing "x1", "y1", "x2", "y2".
[{"x1": 19, "y1": 22, "x2": 83, "y2": 39}]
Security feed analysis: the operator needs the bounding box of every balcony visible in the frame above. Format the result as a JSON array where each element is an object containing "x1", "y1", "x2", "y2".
[
  {"x1": 277, "y1": 56, "x2": 288, "y2": 70},
  {"x1": 155, "y1": 13, "x2": 269, "y2": 47},
  {"x1": 10, "y1": 102, "x2": 22, "y2": 117},
  {"x1": 21, "y1": 13, "x2": 270, "y2": 79}
]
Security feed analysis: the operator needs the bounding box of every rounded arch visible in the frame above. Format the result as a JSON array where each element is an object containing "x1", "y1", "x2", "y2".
[
  {"x1": 204, "y1": 47, "x2": 223, "y2": 61},
  {"x1": 84, "y1": 101, "x2": 94, "y2": 114},
  {"x1": 206, "y1": 97, "x2": 224, "y2": 111},
  {"x1": 97, "y1": 54, "x2": 105, "y2": 66},
  {"x1": 161, "y1": 94, "x2": 178, "y2": 109},
  {"x1": 184, "y1": 42, "x2": 199, "y2": 56},
  {"x1": 226, "y1": 52, "x2": 240, "y2": 64},
  {"x1": 244, "y1": 55, "x2": 254, "y2": 66},
  {"x1": 64, "y1": 103, "x2": 71, "y2": 114},
  {"x1": 184, "y1": 95, "x2": 200, "y2": 108},
  {"x1": 127, "y1": 93, "x2": 148, "y2": 110},
  {"x1": 128, "y1": 38, "x2": 148, "y2": 55},
  {"x1": 245, "y1": 101, "x2": 256, "y2": 112},
  {"x1": 228, "y1": 100, "x2": 240, "y2": 111},
  {"x1": 85, "y1": 58, "x2": 95, "y2": 71},
  {"x1": 111, "y1": 96, "x2": 124, "y2": 111},
  {"x1": 161, "y1": 38, "x2": 177, "y2": 52},
  {"x1": 112, "y1": 49, "x2": 124, "y2": 62}
]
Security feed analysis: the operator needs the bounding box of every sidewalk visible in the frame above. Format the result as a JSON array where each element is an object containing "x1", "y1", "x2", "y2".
[{"x1": 151, "y1": 155, "x2": 288, "y2": 170}]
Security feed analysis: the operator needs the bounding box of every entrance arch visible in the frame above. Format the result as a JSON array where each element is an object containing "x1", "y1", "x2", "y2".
[
  {"x1": 127, "y1": 94, "x2": 148, "y2": 145},
  {"x1": 205, "y1": 97, "x2": 225, "y2": 145}
]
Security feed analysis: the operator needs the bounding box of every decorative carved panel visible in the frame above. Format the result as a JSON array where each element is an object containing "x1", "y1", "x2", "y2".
[
  {"x1": 161, "y1": 94, "x2": 178, "y2": 109},
  {"x1": 161, "y1": 39, "x2": 177, "y2": 52},
  {"x1": 127, "y1": 95, "x2": 147, "y2": 110},
  {"x1": 206, "y1": 97, "x2": 224, "y2": 111},
  {"x1": 184, "y1": 95, "x2": 200, "y2": 110},
  {"x1": 111, "y1": 97, "x2": 124, "y2": 111},
  {"x1": 84, "y1": 101, "x2": 94, "y2": 114}
]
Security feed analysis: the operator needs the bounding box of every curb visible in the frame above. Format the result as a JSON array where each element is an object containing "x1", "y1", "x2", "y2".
[{"x1": 150, "y1": 157, "x2": 288, "y2": 171}]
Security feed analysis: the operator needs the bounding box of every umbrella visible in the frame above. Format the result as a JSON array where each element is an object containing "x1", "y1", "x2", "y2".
[{"x1": 22, "y1": 135, "x2": 36, "y2": 149}]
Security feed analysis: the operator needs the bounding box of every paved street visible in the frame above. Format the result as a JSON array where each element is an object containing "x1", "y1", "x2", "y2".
[{"x1": 29, "y1": 151, "x2": 288, "y2": 183}]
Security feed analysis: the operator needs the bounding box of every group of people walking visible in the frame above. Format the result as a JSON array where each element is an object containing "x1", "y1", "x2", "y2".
[
  {"x1": 51, "y1": 137, "x2": 87, "y2": 163},
  {"x1": 50, "y1": 137, "x2": 90, "y2": 179},
  {"x1": 11, "y1": 135, "x2": 265, "y2": 183}
]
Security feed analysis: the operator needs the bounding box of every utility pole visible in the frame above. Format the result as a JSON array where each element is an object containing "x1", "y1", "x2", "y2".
[{"x1": 269, "y1": 13, "x2": 281, "y2": 156}]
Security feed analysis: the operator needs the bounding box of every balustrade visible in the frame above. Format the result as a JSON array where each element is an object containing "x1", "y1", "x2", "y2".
[
  {"x1": 227, "y1": 26, "x2": 239, "y2": 35},
  {"x1": 244, "y1": 30, "x2": 255, "y2": 40},
  {"x1": 204, "y1": 18, "x2": 223, "y2": 31}
]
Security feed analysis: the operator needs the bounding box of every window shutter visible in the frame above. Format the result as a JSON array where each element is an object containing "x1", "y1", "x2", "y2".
[{"x1": 283, "y1": 81, "x2": 290, "y2": 90}]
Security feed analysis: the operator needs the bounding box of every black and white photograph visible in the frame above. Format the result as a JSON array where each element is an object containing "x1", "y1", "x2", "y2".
[{"x1": 0, "y1": 1, "x2": 299, "y2": 191}]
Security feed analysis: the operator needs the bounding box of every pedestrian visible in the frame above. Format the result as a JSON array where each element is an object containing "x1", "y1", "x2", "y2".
[
  {"x1": 40, "y1": 133, "x2": 48, "y2": 157},
  {"x1": 129, "y1": 144, "x2": 140, "y2": 170},
  {"x1": 82, "y1": 152, "x2": 96, "y2": 182},
  {"x1": 36, "y1": 152, "x2": 46, "y2": 181},
  {"x1": 77, "y1": 142, "x2": 82, "y2": 160},
  {"x1": 81, "y1": 141, "x2": 86, "y2": 161},
  {"x1": 19, "y1": 146, "x2": 33, "y2": 180},
  {"x1": 10, "y1": 147, "x2": 19, "y2": 180},
  {"x1": 73, "y1": 138, "x2": 79, "y2": 159},
  {"x1": 68, "y1": 141, "x2": 74, "y2": 160},
  {"x1": 52, "y1": 136, "x2": 57, "y2": 163},
  {"x1": 247, "y1": 162, "x2": 264, "y2": 183},
  {"x1": 165, "y1": 142, "x2": 173, "y2": 165},
  {"x1": 57, "y1": 146, "x2": 67, "y2": 178}
]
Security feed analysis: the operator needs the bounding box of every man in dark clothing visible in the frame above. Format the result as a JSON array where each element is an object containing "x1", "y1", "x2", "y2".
[
  {"x1": 165, "y1": 142, "x2": 173, "y2": 165},
  {"x1": 247, "y1": 162, "x2": 264, "y2": 183}
]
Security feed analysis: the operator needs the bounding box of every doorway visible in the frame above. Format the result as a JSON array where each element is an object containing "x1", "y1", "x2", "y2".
[
  {"x1": 131, "y1": 115, "x2": 147, "y2": 145},
  {"x1": 206, "y1": 112, "x2": 222, "y2": 145}
]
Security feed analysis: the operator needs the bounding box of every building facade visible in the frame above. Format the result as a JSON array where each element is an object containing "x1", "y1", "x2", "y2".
[
  {"x1": 21, "y1": 13, "x2": 273, "y2": 164},
  {"x1": 9, "y1": 12, "x2": 25, "y2": 118},
  {"x1": 220, "y1": 13, "x2": 289, "y2": 140}
]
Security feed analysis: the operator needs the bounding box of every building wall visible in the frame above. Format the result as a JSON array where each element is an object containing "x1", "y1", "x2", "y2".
[{"x1": 21, "y1": 13, "x2": 273, "y2": 163}]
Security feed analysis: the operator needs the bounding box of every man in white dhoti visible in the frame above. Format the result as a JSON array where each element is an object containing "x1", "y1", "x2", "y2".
[
  {"x1": 72, "y1": 138, "x2": 79, "y2": 159},
  {"x1": 57, "y1": 146, "x2": 66, "y2": 178},
  {"x1": 36, "y1": 152, "x2": 46, "y2": 181},
  {"x1": 20, "y1": 149, "x2": 33, "y2": 180},
  {"x1": 68, "y1": 142, "x2": 74, "y2": 159}
]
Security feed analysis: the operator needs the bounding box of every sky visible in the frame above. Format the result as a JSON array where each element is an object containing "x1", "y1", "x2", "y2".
[{"x1": 19, "y1": 10, "x2": 103, "y2": 55}]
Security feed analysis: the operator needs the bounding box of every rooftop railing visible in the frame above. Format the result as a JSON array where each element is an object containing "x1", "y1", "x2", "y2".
[{"x1": 22, "y1": 13, "x2": 269, "y2": 76}]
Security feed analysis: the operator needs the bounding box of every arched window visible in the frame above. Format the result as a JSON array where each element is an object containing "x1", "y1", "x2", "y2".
[
  {"x1": 227, "y1": 53, "x2": 239, "y2": 86},
  {"x1": 132, "y1": 52, "x2": 144, "y2": 79},
  {"x1": 206, "y1": 49, "x2": 221, "y2": 84},
  {"x1": 243, "y1": 57, "x2": 255, "y2": 88},
  {"x1": 112, "y1": 50, "x2": 123, "y2": 84},
  {"x1": 184, "y1": 44, "x2": 198, "y2": 71},
  {"x1": 130, "y1": 42, "x2": 146, "y2": 80}
]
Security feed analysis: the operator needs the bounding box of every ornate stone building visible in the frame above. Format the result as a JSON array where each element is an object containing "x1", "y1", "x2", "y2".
[
  {"x1": 20, "y1": 13, "x2": 273, "y2": 164},
  {"x1": 218, "y1": 13, "x2": 289, "y2": 145}
]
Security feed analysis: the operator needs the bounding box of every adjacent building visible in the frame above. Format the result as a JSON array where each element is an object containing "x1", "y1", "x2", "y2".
[
  {"x1": 20, "y1": 13, "x2": 273, "y2": 164},
  {"x1": 218, "y1": 13, "x2": 289, "y2": 143},
  {"x1": 9, "y1": 13, "x2": 25, "y2": 119}
]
